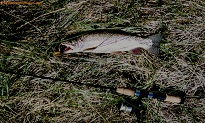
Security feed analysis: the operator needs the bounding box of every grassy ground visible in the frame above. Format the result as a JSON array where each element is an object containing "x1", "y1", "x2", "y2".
[{"x1": 0, "y1": 0, "x2": 205, "y2": 122}]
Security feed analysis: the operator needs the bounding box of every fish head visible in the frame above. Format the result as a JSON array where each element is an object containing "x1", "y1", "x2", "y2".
[
  {"x1": 60, "y1": 43, "x2": 74, "y2": 53},
  {"x1": 55, "y1": 43, "x2": 74, "y2": 55}
]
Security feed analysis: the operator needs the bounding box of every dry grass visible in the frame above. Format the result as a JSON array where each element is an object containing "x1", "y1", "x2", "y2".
[{"x1": 0, "y1": 0, "x2": 205, "y2": 122}]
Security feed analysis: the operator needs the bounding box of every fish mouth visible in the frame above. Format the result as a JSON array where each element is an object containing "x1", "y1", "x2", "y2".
[{"x1": 55, "y1": 51, "x2": 61, "y2": 55}]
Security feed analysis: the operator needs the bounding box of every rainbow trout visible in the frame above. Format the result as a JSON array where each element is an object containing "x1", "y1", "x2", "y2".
[{"x1": 57, "y1": 32, "x2": 162, "y2": 55}]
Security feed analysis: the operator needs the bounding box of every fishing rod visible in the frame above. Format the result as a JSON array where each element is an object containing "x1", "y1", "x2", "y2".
[
  {"x1": 2, "y1": 68, "x2": 200, "y2": 122},
  {"x1": 0, "y1": 68, "x2": 187, "y2": 104},
  {"x1": 117, "y1": 87, "x2": 186, "y2": 104},
  {"x1": 0, "y1": 69, "x2": 115, "y2": 90}
]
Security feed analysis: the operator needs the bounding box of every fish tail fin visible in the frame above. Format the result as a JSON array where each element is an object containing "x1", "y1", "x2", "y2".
[{"x1": 148, "y1": 34, "x2": 162, "y2": 55}]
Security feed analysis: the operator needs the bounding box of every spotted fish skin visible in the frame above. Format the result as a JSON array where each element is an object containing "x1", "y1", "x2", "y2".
[{"x1": 60, "y1": 32, "x2": 162, "y2": 55}]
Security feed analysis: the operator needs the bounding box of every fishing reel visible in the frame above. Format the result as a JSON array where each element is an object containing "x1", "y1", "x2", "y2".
[
  {"x1": 117, "y1": 97, "x2": 146, "y2": 122},
  {"x1": 116, "y1": 87, "x2": 186, "y2": 122}
]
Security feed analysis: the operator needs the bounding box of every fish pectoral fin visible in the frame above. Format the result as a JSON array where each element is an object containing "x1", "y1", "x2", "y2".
[
  {"x1": 83, "y1": 46, "x2": 97, "y2": 51},
  {"x1": 111, "y1": 51, "x2": 123, "y2": 54}
]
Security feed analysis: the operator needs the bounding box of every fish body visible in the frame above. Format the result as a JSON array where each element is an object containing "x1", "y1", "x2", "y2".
[{"x1": 59, "y1": 32, "x2": 162, "y2": 55}]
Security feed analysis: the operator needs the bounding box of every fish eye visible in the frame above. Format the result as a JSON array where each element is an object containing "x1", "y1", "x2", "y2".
[
  {"x1": 59, "y1": 45, "x2": 68, "y2": 53},
  {"x1": 60, "y1": 44, "x2": 73, "y2": 53}
]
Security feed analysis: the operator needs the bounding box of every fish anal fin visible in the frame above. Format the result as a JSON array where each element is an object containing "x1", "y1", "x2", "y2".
[{"x1": 130, "y1": 48, "x2": 142, "y2": 55}]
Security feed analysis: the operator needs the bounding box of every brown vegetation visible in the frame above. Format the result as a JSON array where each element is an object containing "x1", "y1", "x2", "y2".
[{"x1": 0, "y1": 0, "x2": 204, "y2": 122}]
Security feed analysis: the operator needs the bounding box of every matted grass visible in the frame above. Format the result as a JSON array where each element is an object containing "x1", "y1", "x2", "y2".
[{"x1": 0, "y1": 0, "x2": 204, "y2": 122}]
